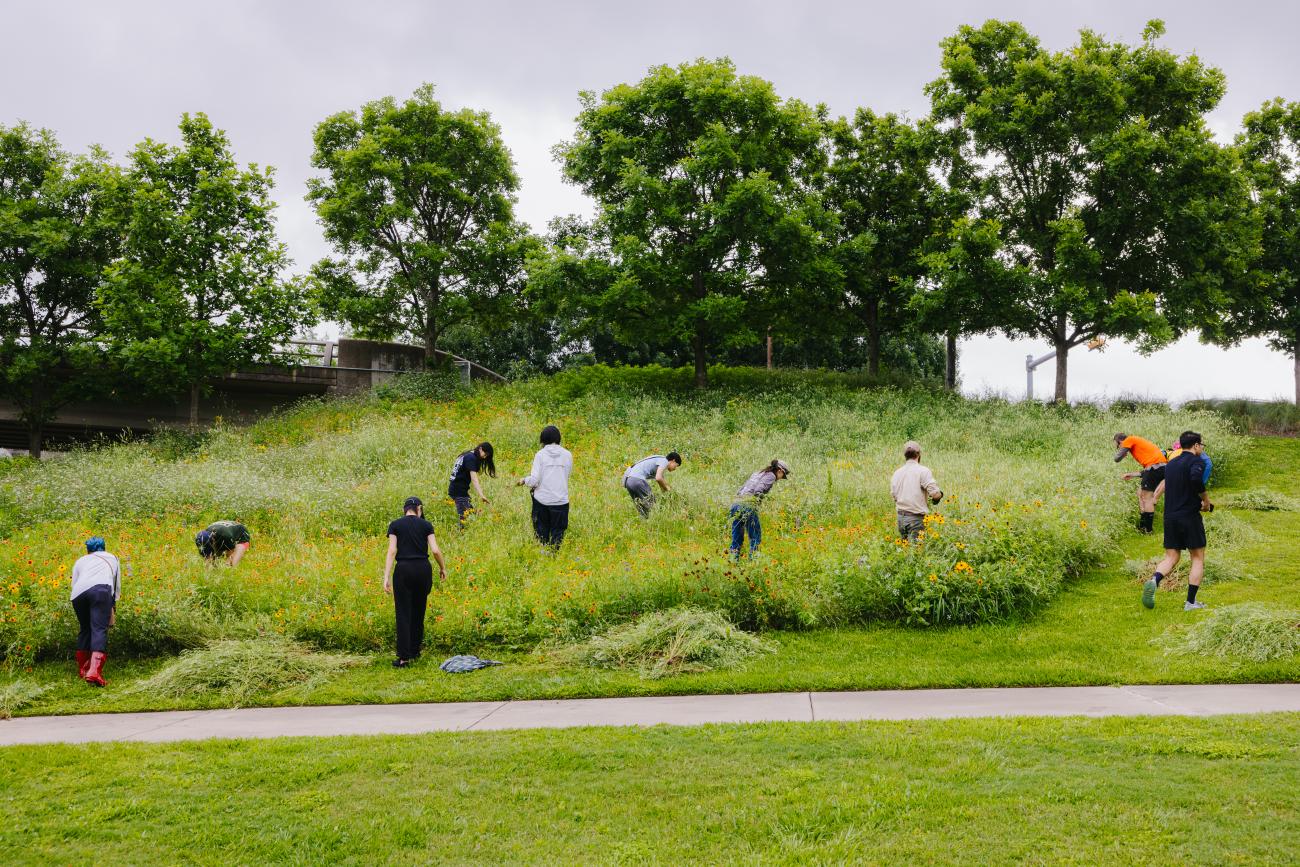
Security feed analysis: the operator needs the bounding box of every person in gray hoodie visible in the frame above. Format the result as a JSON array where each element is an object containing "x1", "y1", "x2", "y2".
[{"x1": 517, "y1": 425, "x2": 573, "y2": 548}]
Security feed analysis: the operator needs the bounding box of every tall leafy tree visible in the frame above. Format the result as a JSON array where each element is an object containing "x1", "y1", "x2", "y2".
[
  {"x1": 1207, "y1": 99, "x2": 1300, "y2": 404},
  {"x1": 823, "y1": 111, "x2": 951, "y2": 376},
  {"x1": 307, "y1": 84, "x2": 535, "y2": 362},
  {"x1": 0, "y1": 124, "x2": 121, "y2": 457},
  {"x1": 100, "y1": 113, "x2": 309, "y2": 426},
  {"x1": 554, "y1": 58, "x2": 827, "y2": 388},
  {"x1": 927, "y1": 19, "x2": 1257, "y2": 401}
]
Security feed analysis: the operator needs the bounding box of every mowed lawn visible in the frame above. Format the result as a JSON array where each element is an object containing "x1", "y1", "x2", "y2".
[
  {"x1": 6, "y1": 437, "x2": 1299, "y2": 716},
  {"x1": 3, "y1": 713, "x2": 1299, "y2": 864}
]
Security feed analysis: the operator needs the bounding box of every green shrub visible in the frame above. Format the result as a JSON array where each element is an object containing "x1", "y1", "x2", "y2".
[
  {"x1": 558, "y1": 607, "x2": 774, "y2": 679},
  {"x1": 373, "y1": 369, "x2": 466, "y2": 402},
  {"x1": 1182, "y1": 398, "x2": 1300, "y2": 436},
  {"x1": 1158, "y1": 603, "x2": 1300, "y2": 662},
  {"x1": 126, "y1": 637, "x2": 365, "y2": 703}
]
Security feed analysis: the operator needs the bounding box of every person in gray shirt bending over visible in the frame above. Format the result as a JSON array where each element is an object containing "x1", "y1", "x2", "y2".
[
  {"x1": 890, "y1": 440, "x2": 942, "y2": 541},
  {"x1": 622, "y1": 451, "x2": 682, "y2": 517},
  {"x1": 729, "y1": 459, "x2": 791, "y2": 558},
  {"x1": 518, "y1": 425, "x2": 573, "y2": 549}
]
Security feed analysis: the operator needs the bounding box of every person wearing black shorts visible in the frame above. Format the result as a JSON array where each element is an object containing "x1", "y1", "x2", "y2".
[
  {"x1": 1142, "y1": 431, "x2": 1213, "y2": 611},
  {"x1": 382, "y1": 496, "x2": 447, "y2": 667}
]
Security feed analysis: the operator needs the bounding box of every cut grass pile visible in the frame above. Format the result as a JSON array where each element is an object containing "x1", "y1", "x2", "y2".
[
  {"x1": 2, "y1": 714, "x2": 1298, "y2": 864},
  {"x1": 1159, "y1": 603, "x2": 1300, "y2": 662},
  {"x1": 1124, "y1": 556, "x2": 1251, "y2": 589},
  {"x1": 0, "y1": 679, "x2": 48, "y2": 719},
  {"x1": 556, "y1": 606, "x2": 774, "y2": 678},
  {"x1": 1217, "y1": 489, "x2": 1300, "y2": 512},
  {"x1": 125, "y1": 637, "x2": 364, "y2": 703}
]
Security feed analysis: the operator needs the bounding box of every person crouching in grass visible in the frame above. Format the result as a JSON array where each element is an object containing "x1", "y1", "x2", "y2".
[
  {"x1": 1143, "y1": 431, "x2": 1214, "y2": 611},
  {"x1": 622, "y1": 451, "x2": 682, "y2": 518},
  {"x1": 518, "y1": 425, "x2": 573, "y2": 549},
  {"x1": 195, "y1": 520, "x2": 251, "y2": 566},
  {"x1": 1114, "y1": 433, "x2": 1167, "y2": 534},
  {"x1": 382, "y1": 496, "x2": 447, "y2": 668},
  {"x1": 729, "y1": 460, "x2": 790, "y2": 558},
  {"x1": 890, "y1": 440, "x2": 942, "y2": 542},
  {"x1": 70, "y1": 536, "x2": 120, "y2": 686},
  {"x1": 447, "y1": 442, "x2": 495, "y2": 526}
]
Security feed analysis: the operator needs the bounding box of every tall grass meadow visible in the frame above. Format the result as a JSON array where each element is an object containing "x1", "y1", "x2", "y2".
[{"x1": 0, "y1": 367, "x2": 1243, "y2": 664}]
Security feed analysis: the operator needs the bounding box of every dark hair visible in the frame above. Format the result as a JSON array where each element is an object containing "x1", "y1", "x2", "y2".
[
  {"x1": 904, "y1": 446, "x2": 920, "y2": 460},
  {"x1": 759, "y1": 459, "x2": 780, "y2": 476},
  {"x1": 1178, "y1": 430, "x2": 1202, "y2": 449},
  {"x1": 476, "y1": 442, "x2": 496, "y2": 478},
  {"x1": 403, "y1": 495, "x2": 423, "y2": 515},
  {"x1": 1114, "y1": 432, "x2": 1128, "y2": 444},
  {"x1": 540, "y1": 425, "x2": 562, "y2": 446},
  {"x1": 666, "y1": 451, "x2": 682, "y2": 465}
]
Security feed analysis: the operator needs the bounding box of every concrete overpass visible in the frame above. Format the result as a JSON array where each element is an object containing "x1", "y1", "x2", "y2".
[{"x1": 0, "y1": 339, "x2": 504, "y2": 452}]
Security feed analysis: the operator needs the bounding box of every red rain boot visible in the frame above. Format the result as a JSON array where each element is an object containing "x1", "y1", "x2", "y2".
[
  {"x1": 76, "y1": 650, "x2": 91, "y2": 679},
  {"x1": 84, "y1": 652, "x2": 107, "y2": 687}
]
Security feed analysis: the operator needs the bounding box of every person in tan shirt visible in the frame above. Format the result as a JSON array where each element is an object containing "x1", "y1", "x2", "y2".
[{"x1": 890, "y1": 440, "x2": 942, "y2": 541}]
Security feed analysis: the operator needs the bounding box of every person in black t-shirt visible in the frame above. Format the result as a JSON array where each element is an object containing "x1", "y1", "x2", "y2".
[
  {"x1": 447, "y1": 442, "x2": 496, "y2": 526},
  {"x1": 1142, "y1": 431, "x2": 1214, "y2": 612},
  {"x1": 382, "y1": 496, "x2": 447, "y2": 667}
]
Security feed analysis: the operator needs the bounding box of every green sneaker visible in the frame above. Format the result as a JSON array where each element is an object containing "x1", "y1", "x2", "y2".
[{"x1": 1142, "y1": 578, "x2": 1157, "y2": 609}]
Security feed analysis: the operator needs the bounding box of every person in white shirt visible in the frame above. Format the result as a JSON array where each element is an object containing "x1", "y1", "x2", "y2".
[
  {"x1": 518, "y1": 425, "x2": 574, "y2": 548},
  {"x1": 69, "y1": 536, "x2": 121, "y2": 686},
  {"x1": 889, "y1": 440, "x2": 943, "y2": 542}
]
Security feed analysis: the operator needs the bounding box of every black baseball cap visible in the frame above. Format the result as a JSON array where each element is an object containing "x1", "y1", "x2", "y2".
[{"x1": 403, "y1": 496, "x2": 423, "y2": 511}]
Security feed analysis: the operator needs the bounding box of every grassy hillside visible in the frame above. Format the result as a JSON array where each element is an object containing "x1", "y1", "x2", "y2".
[{"x1": 0, "y1": 369, "x2": 1246, "y2": 668}]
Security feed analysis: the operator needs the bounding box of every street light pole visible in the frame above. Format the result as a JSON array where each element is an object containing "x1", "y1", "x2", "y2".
[{"x1": 1025, "y1": 349, "x2": 1058, "y2": 401}]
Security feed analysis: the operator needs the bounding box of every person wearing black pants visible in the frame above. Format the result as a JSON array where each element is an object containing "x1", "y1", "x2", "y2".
[
  {"x1": 69, "y1": 536, "x2": 121, "y2": 686},
  {"x1": 382, "y1": 497, "x2": 447, "y2": 667},
  {"x1": 518, "y1": 425, "x2": 573, "y2": 549}
]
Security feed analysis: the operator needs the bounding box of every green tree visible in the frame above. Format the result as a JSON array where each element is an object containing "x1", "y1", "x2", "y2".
[
  {"x1": 927, "y1": 19, "x2": 1258, "y2": 401},
  {"x1": 307, "y1": 85, "x2": 535, "y2": 363},
  {"x1": 554, "y1": 58, "x2": 826, "y2": 388},
  {"x1": 0, "y1": 124, "x2": 121, "y2": 457},
  {"x1": 823, "y1": 111, "x2": 951, "y2": 376},
  {"x1": 1208, "y1": 99, "x2": 1300, "y2": 404},
  {"x1": 100, "y1": 113, "x2": 309, "y2": 426}
]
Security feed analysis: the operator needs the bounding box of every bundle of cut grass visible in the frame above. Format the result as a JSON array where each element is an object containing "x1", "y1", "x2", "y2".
[
  {"x1": 1217, "y1": 489, "x2": 1299, "y2": 512},
  {"x1": 0, "y1": 679, "x2": 49, "y2": 719},
  {"x1": 561, "y1": 607, "x2": 775, "y2": 679},
  {"x1": 127, "y1": 637, "x2": 365, "y2": 704},
  {"x1": 1158, "y1": 603, "x2": 1300, "y2": 663}
]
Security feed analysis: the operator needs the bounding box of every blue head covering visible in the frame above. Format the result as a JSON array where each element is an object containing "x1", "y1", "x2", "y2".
[
  {"x1": 195, "y1": 529, "x2": 213, "y2": 556},
  {"x1": 85, "y1": 536, "x2": 106, "y2": 553}
]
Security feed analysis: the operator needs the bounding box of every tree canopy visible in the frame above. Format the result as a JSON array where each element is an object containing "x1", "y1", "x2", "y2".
[
  {"x1": 0, "y1": 124, "x2": 121, "y2": 456},
  {"x1": 100, "y1": 113, "x2": 309, "y2": 426},
  {"x1": 926, "y1": 19, "x2": 1258, "y2": 401},
  {"x1": 552, "y1": 58, "x2": 828, "y2": 388},
  {"x1": 307, "y1": 84, "x2": 536, "y2": 362}
]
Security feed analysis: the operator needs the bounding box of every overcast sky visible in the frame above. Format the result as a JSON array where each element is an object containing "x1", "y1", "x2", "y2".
[{"x1": 4, "y1": 0, "x2": 1297, "y2": 401}]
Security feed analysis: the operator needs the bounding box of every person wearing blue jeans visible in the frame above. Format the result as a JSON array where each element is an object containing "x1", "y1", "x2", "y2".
[{"x1": 728, "y1": 460, "x2": 790, "y2": 557}]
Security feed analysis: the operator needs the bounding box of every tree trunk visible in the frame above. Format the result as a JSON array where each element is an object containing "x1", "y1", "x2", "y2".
[
  {"x1": 1053, "y1": 341, "x2": 1069, "y2": 403},
  {"x1": 1294, "y1": 332, "x2": 1299, "y2": 407},
  {"x1": 866, "y1": 299, "x2": 881, "y2": 377},
  {"x1": 189, "y1": 383, "x2": 201, "y2": 429},
  {"x1": 27, "y1": 422, "x2": 43, "y2": 460},
  {"x1": 766, "y1": 328, "x2": 773, "y2": 370},
  {"x1": 692, "y1": 272, "x2": 707, "y2": 389},
  {"x1": 945, "y1": 331, "x2": 958, "y2": 391},
  {"x1": 693, "y1": 331, "x2": 708, "y2": 389},
  {"x1": 424, "y1": 311, "x2": 439, "y2": 367}
]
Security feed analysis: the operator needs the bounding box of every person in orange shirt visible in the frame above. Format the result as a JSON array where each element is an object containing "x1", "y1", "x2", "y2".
[{"x1": 1113, "y1": 433, "x2": 1167, "y2": 534}]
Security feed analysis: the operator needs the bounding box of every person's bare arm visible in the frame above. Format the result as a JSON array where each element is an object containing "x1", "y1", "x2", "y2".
[
  {"x1": 382, "y1": 535, "x2": 397, "y2": 594},
  {"x1": 1114, "y1": 447, "x2": 1130, "y2": 463},
  {"x1": 470, "y1": 471, "x2": 489, "y2": 504},
  {"x1": 655, "y1": 465, "x2": 670, "y2": 492},
  {"x1": 428, "y1": 533, "x2": 447, "y2": 580}
]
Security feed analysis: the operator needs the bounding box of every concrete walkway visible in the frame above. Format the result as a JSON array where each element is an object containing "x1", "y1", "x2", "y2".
[{"x1": 3, "y1": 683, "x2": 1299, "y2": 746}]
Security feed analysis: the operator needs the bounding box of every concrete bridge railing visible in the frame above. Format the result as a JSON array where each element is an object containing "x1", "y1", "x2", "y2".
[{"x1": 0, "y1": 338, "x2": 505, "y2": 451}]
